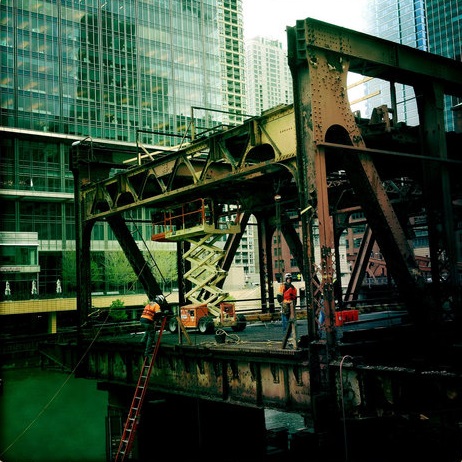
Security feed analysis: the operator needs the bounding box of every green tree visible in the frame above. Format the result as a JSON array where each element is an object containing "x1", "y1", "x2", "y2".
[
  {"x1": 62, "y1": 251, "x2": 77, "y2": 293},
  {"x1": 109, "y1": 298, "x2": 128, "y2": 321},
  {"x1": 104, "y1": 251, "x2": 137, "y2": 292},
  {"x1": 145, "y1": 250, "x2": 177, "y2": 287},
  {"x1": 61, "y1": 251, "x2": 104, "y2": 293}
]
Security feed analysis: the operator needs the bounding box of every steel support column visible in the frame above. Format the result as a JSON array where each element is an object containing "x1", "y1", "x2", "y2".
[
  {"x1": 416, "y1": 80, "x2": 461, "y2": 326},
  {"x1": 256, "y1": 213, "x2": 276, "y2": 313},
  {"x1": 106, "y1": 214, "x2": 163, "y2": 301}
]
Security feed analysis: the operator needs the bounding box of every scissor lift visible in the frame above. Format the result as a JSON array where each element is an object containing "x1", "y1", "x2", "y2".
[{"x1": 152, "y1": 198, "x2": 246, "y2": 333}]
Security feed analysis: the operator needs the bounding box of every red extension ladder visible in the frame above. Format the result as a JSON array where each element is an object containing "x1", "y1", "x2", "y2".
[{"x1": 114, "y1": 316, "x2": 167, "y2": 462}]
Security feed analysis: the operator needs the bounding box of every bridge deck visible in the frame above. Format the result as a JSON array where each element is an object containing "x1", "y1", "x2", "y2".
[{"x1": 96, "y1": 310, "x2": 409, "y2": 354}]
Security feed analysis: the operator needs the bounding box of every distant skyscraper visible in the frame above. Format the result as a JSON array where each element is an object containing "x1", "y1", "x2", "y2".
[
  {"x1": 0, "y1": 0, "x2": 245, "y2": 298},
  {"x1": 426, "y1": 0, "x2": 462, "y2": 59},
  {"x1": 362, "y1": 0, "x2": 427, "y2": 126},
  {"x1": 362, "y1": 0, "x2": 461, "y2": 131},
  {"x1": 425, "y1": 0, "x2": 462, "y2": 131},
  {"x1": 245, "y1": 36, "x2": 293, "y2": 116},
  {"x1": 219, "y1": 0, "x2": 247, "y2": 125}
]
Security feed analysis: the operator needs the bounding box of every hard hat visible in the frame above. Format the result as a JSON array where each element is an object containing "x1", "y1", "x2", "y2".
[
  {"x1": 285, "y1": 273, "x2": 292, "y2": 279},
  {"x1": 155, "y1": 295, "x2": 165, "y2": 305}
]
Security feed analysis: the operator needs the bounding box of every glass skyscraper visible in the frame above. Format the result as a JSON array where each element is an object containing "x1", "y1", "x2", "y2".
[
  {"x1": 0, "y1": 0, "x2": 247, "y2": 143},
  {"x1": 361, "y1": 0, "x2": 427, "y2": 126},
  {"x1": 362, "y1": 0, "x2": 461, "y2": 131},
  {"x1": 426, "y1": 0, "x2": 462, "y2": 131},
  {"x1": 0, "y1": 0, "x2": 245, "y2": 299}
]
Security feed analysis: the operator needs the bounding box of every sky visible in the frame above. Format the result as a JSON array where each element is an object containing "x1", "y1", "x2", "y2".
[
  {"x1": 243, "y1": 0, "x2": 369, "y2": 45},
  {"x1": 242, "y1": 0, "x2": 372, "y2": 110}
]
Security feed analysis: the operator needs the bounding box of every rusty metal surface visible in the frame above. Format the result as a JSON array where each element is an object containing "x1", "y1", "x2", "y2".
[
  {"x1": 287, "y1": 18, "x2": 461, "y2": 352},
  {"x1": 73, "y1": 105, "x2": 297, "y2": 222},
  {"x1": 82, "y1": 320, "x2": 312, "y2": 414}
]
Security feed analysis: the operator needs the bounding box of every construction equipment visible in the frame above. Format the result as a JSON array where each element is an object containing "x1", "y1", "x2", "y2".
[
  {"x1": 152, "y1": 198, "x2": 247, "y2": 334},
  {"x1": 167, "y1": 301, "x2": 246, "y2": 334},
  {"x1": 114, "y1": 316, "x2": 167, "y2": 462}
]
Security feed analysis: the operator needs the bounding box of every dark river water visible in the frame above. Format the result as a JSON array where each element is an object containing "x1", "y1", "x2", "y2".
[
  {"x1": 0, "y1": 367, "x2": 108, "y2": 462},
  {"x1": 0, "y1": 367, "x2": 306, "y2": 462}
]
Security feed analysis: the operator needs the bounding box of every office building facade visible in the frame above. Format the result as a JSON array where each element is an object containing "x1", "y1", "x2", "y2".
[
  {"x1": 361, "y1": 0, "x2": 427, "y2": 126},
  {"x1": 0, "y1": 0, "x2": 246, "y2": 301},
  {"x1": 425, "y1": 0, "x2": 462, "y2": 131},
  {"x1": 362, "y1": 0, "x2": 461, "y2": 131}
]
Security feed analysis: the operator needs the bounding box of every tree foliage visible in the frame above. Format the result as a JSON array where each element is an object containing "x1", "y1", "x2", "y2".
[
  {"x1": 61, "y1": 251, "x2": 107, "y2": 292},
  {"x1": 109, "y1": 298, "x2": 128, "y2": 321},
  {"x1": 104, "y1": 251, "x2": 137, "y2": 290},
  {"x1": 61, "y1": 249, "x2": 178, "y2": 294},
  {"x1": 62, "y1": 251, "x2": 77, "y2": 292},
  {"x1": 146, "y1": 250, "x2": 177, "y2": 284}
]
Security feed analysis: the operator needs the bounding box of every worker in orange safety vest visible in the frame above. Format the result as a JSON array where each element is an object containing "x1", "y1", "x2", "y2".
[
  {"x1": 140, "y1": 295, "x2": 165, "y2": 357},
  {"x1": 277, "y1": 273, "x2": 297, "y2": 346}
]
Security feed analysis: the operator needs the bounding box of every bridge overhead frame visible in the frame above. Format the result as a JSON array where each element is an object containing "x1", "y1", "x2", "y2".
[
  {"x1": 71, "y1": 103, "x2": 300, "y2": 321},
  {"x1": 69, "y1": 18, "x2": 462, "y2": 459},
  {"x1": 289, "y1": 18, "x2": 462, "y2": 309}
]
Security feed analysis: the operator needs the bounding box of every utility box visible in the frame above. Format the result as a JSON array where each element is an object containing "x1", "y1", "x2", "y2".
[{"x1": 335, "y1": 309, "x2": 359, "y2": 326}]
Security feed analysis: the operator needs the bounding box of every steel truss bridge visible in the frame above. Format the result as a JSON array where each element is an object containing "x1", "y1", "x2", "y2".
[{"x1": 63, "y1": 18, "x2": 462, "y2": 461}]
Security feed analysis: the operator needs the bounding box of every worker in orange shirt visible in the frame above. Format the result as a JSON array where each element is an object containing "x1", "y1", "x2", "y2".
[
  {"x1": 140, "y1": 295, "x2": 166, "y2": 357},
  {"x1": 277, "y1": 273, "x2": 297, "y2": 347}
]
